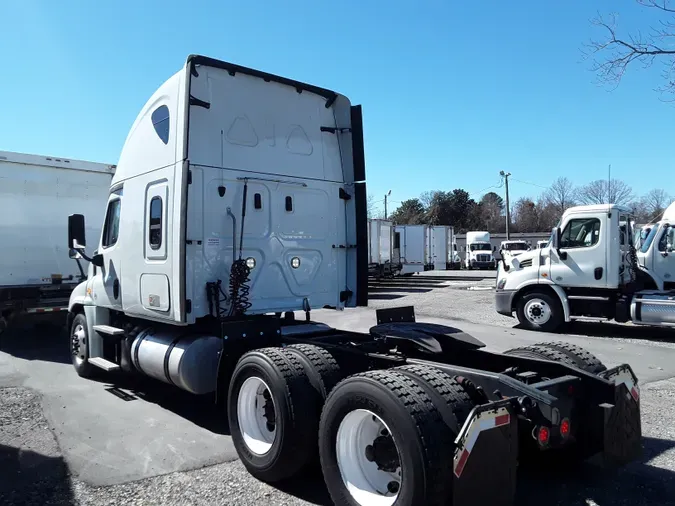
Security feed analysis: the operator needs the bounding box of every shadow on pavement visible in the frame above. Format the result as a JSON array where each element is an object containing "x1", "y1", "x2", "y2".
[
  {"x1": 95, "y1": 374, "x2": 230, "y2": 436},
  {"x1": 0, "y1": 444, "x2": 75, "y2": 506},
  {"x1": 0, "y1": 319, "x2": 71, "y2": 365},
  {"x1": 563, "y1": 321, "x2": 675, "y2": 343}
]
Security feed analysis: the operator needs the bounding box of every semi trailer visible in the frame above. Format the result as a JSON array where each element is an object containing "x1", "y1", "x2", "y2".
[
  {"x1": 426, "y1": 225, "x2": 450, "y2": 271},
  {"x1": 0, "y1": 150, "x2": 115, "y2": 333},
  {"x1": 367, "y1": 219, "x2": 400, "y2": 278},
  {"x1": 66, "y1": 55, "x2": 642, "y2": 506},
  {"x1": 496, "y1": 203, "x2": 675, "y2": 332},
  {"x1": 395, "y1": 224, "x2": 427, "y2": 276}
]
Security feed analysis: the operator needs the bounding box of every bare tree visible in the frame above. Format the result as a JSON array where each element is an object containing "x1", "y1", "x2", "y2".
[
  {"x1": 419, "y1": 190, "x2": 437, "y2": 209},
  {"x1": 641, "y1": 188, "x2": 674, "y2": 220},
  {"x1": 585, "y1": 1, "x2": 675, "y2": 97},
  {"x1": 542, "y1": 177, "x2": 577, "y2": 216},
  {"x1": 367, "y1": 194, "x2": 377, "y2": 219},
  {"x1": 577, "y1": 179, "x2": 634, "y2": 205}
]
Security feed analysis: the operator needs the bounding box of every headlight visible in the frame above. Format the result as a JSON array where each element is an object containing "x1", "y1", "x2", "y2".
[{"x1": 497, "y1": 278, "x2": 507, "y2": 290}]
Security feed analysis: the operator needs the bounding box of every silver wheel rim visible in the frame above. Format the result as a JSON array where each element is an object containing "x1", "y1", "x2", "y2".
[
  {"x1": 524, "y1": 298, "x2": 552, "y2": 325},
  {"x1": 237, "y1": 377, "x2": 277, "y2": 455},
  {"x1": 336, "y1": 409, "x2": 401, "y2": 506},
  {"x1": 71, "y1": 324, "x2": 87, "y2": 365}
]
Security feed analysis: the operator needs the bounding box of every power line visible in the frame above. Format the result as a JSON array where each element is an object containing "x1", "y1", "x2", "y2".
[{"x1": 510, "y1": 178, "x2": 549, "y2": 190}]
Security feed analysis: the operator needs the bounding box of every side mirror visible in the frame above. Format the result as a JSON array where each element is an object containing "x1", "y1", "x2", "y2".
[
  {"x1": 551, "y1": 227, "x2": 560, "y2": 250},
  {"x1": 68, "y1": 214, "x2": 86, "y2": 250},
  {"x1": 551, "y1": 227, "x2": 568, "y2": 260}
]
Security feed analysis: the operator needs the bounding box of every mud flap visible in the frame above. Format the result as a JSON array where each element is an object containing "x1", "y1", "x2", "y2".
[
  {"x1": 598, "y1": 364, "x2": 642, "y2": 466},
  {"x1": 452, "y1": 401, "x2": 518, "y2": 506}
]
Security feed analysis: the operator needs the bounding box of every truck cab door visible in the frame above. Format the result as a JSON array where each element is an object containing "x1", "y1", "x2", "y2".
[
  {"x1": 549, "y1": 214, "x2": 608, "y2": 288},
  {"x1": 652, "y1": 225, "x2": 675, "y2": 289},
  {"x1": 90, "y1": 190, "x2": 124, "y2": 310}
]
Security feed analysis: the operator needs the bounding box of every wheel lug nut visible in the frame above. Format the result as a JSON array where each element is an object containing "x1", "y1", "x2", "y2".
[{"x1": 387, "y1": 481, "x2": 400, "y2": 494}]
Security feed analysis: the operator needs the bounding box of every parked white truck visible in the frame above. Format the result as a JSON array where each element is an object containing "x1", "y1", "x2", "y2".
[
  {"x1": 499, "y1": 240, "x2": 530, "y2": 258},
  {"x1": 65, "y1": 55, "x2": 643, "y2": 506},
  {"x1": 465, "y1": 231, "x2": 496, "y2": 270},
  {"x1": 367, "y1": 219, "x2": 400, "y2": 278},
  {"x1": 496, "y1": 203, "x2": 675, "y2": 331},
  {"x1": 0, "y1": 150, "x2": 114, "y2": 332}
]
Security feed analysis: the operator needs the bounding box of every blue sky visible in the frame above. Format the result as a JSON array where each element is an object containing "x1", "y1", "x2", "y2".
[{"x1": 1, "y1": 1, "x2": 673, "y2": 215}]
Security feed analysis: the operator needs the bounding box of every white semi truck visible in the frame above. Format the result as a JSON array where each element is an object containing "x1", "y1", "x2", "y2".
[
  {"x1": 496, "y1": 203, "x2": 675, "y2": 332},
  {"x1": 65, "y1": 55, "x2": 642, "y2": 506},
  {"x1": 465, "y1": 231, "x2": 496, "y2": 270},
  {"x1": 0, "y1": 150, "x2": 115, "y2": 332},
  {"x1": 499, "y1": 240, "x2": 530, "y2": 258}
]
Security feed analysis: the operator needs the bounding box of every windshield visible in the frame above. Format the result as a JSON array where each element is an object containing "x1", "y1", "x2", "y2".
[
  {"x1": 503, "y1": 242, "x2": 528, "y2": 251},
  {"x1": 641, "y1": 225, "x2": 660, "y2": 254},
  {"x1": 470, "y1": 243, "x2": 492, "y2": 251}
]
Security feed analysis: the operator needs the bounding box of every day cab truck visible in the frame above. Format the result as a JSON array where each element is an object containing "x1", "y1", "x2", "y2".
[
  {"x1": 496, "y1": 203, "x2": 675, "y2": 332},
  {"x1": 66, "y1": 55, "x2": 642, "y2": 506},
  {"x1": 0, "y1": 150, "x2": 114, "y2": 333},
  {"x1": 499, "y1": 240, "x2": 530, "y2": 258}
]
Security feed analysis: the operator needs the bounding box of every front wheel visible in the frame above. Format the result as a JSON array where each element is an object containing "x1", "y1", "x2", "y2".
[
  {"x1": 515, "y1": 291, "x2": 563, "y2": 332},
  {"x1": 70, "y1": 312, "x2": 95, "y2": 378}
]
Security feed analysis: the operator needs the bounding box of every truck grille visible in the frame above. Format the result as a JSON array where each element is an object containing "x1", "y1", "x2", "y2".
[{"x1": 477, "y1": 254, "x2": 491, "y2": 262}]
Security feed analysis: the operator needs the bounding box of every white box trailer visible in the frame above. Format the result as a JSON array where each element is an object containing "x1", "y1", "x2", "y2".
[
  {"x1": 0, "y1": 150, "x2": 115, "y2": 330},
  {"x1": 395, "y1": 224, "x2": 426, "y2": 275},
  {"x1": 426, "y1": 225, "x2": 449, "y2": 271},
  {"x1": 367, "y1": 219, "x2": 400, "y2": 277}
]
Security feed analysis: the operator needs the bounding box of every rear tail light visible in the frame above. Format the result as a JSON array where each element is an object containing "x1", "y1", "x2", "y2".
[
  {"x1": 536, "y1": 426, "x2": 550, "y2": 446},
  {"x1": 560, "y1": 418, "x2": 571, "y2": 438}
]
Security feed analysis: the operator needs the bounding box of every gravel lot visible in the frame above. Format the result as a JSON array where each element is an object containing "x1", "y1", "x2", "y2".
[{"x1": 2, "y1": 277, "x2": 675, "y2": 506}]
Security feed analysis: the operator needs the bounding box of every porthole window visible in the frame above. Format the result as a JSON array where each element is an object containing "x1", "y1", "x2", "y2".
[{"x1": 151, "y1": 105, "x2": 170, "y2": 144}]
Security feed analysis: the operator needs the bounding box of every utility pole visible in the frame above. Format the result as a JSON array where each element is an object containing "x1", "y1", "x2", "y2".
[
  {"x1": 384, "y1": 189, "x2": 391, "y2": 219},
  {"x1": 500, "y1": 171, "x2": 511, "y2": 240}
]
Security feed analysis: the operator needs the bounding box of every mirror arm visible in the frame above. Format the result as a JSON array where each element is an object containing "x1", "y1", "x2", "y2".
[{"x1": 73, "y1": 247, "x2": 94, "y2": 263}]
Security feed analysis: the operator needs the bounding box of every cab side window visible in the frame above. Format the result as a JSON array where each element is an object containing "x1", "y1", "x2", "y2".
[
  {"x1": 102, "y1": 199, "x2": 121, "y2": 248},
  {"x1": 560, "y1": 218, "x2": 600, "y2": 249}
]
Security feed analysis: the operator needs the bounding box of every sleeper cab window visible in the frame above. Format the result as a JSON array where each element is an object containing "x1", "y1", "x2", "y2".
[
  {"x1": 151, "y1": 105, "x2": 170, "y2": 144},
  {"x1": 149, "y1": 197, "x2": 162, "y2": 249}
]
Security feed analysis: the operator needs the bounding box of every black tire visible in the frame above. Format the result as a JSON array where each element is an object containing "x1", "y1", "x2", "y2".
[
  {"x1": 395, "y1": 364, "x2": 475, "y2": 432},
  {"x1": 284, "y1": 344, "x2": 343, "y2": 401},
  {"x1": 503, "y1": 343, "x2": 579, "y2": 369},
  {"x1": 537, "y1": 341, "x2": 607, "y2": 374},
  {"x1": 319, "y1": 369, "x2": 454, "y2": 506},
  {"x1": 227, "y1": 347, "x2": 319, "y2": 482},
  {"x1": 70, "y1": 312, "x2": 95, "y2": 378},
  {"x1": 515, "y1": 290, "x2": 563, "y2": 332}
]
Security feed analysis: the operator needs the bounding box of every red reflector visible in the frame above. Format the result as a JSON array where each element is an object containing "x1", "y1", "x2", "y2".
[
  {"x1": 495, "y1": 414, "x2": 510, "y2": 427},
  {"x1": 454, "y1": 449, "x2": 470, "y2": 478},
  {"x1": 537, "y1": 426, "x2": 550, "y2": 445},
  {"x1": 560, "y1": 418, "x2": 570, "y2": 438},
  {"x1": 568, "y1": 385, "x2": 575, "y2": 395},
  {"x1": 630, "y1": 387, "x2": 639, "y2": 402}
]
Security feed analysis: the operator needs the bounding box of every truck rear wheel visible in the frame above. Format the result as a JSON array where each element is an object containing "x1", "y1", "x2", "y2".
[
  {"x1": 228, "y1": 347, "x2": 318, "y2": 482},
  {"x1": 284, "y1": 344, "x2": 343, "y2": 400},
  {"x1": 319, "y1": 369, "x2": 454, "y2": 506},
  {"x1": 505, "y1": 342, "x2": 606, "y2": 375},
  {"x1": 70, "y1": 312, "x2": 95, "y2": 378},
  {"x1": 515, "y1": 291, "x2": 563, "y2": 332}
]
